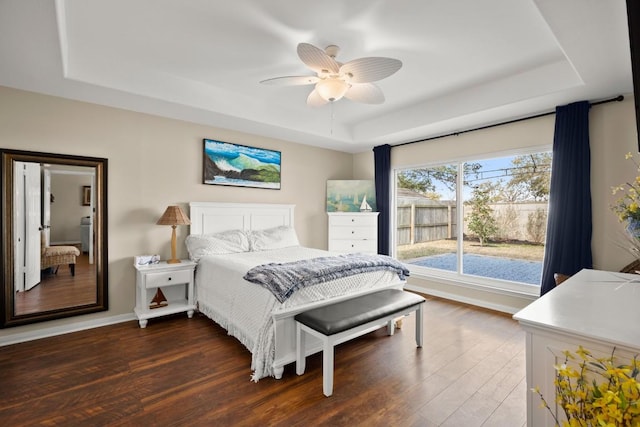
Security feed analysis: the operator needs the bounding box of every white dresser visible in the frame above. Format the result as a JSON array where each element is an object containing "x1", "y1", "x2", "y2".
[
  {"x1": 327, "y1": 212, "x2": 378, "y2": 254},
  {"x1": 513, "y1": 269, "x2": 640, "y2": 426}
]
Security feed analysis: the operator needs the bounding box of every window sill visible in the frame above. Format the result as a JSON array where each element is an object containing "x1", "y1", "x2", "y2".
[{"x1": 405, "y1": 266, "x2": 539, "y2": 313}]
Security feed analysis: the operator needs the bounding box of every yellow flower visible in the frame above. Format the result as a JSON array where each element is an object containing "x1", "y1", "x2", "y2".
[
  {"x1": 610, "y1": 153, "x2": 640, "y2": 223},
  {"x1": 533, "y1": 347, "x2": 640, "y2": 426},
  {"x1": 626, "y1": 152, "x2": 634, "y2": 159},
  {"x1": 576, "y1": 345, "x2": 590, "y2": 359}
]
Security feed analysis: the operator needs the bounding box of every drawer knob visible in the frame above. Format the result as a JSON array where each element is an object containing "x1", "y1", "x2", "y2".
[
  {"x1": 351, "y1": 231, "x2": 355, "y2": 234},
  {"x1": 168, "y1": 277, "x2": 172, "y2": 281}
]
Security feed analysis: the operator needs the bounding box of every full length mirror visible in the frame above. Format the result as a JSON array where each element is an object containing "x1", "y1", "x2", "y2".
[{"x1": 1, "y1": 149, "x2": 108, "y2": 327}]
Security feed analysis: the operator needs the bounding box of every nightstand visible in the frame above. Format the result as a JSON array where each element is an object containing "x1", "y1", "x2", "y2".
[{"x1": 134, "y1": 260, "x2": 196, "y2": 328}]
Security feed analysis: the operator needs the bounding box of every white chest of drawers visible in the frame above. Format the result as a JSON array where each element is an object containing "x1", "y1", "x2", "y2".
[
  {"x1": 327, "y1": 212, "x2": 378, "y2": 254},
  {"x1": 513, "y1": 269, "x2": 640, "y2": 426}
]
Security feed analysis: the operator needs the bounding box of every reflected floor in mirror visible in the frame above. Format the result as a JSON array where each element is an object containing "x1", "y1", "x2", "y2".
[{"x1": 14, "y1": 250, "x2": 96, "y2": 315}]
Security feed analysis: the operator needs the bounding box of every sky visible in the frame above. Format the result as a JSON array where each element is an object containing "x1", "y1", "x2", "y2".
[{"x1": 413, "y1": 153, "x2": 550, "y2": 200}]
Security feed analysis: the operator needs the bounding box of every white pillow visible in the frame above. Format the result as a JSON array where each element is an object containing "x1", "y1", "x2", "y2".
[
  {"x1": 185, "y1": 229, "x2": 250, "y2": 262},
  {"x1": 248, "y1": 226, "x2": 299, "y2": 251}
]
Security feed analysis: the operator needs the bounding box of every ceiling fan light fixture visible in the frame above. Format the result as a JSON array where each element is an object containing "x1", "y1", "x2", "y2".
[
  {"x1": 316, "y1": 78, "x2": 349, "y2": 102},
  {"x1": 260, "y1": 42, "x2": 402, "y2": 107}
]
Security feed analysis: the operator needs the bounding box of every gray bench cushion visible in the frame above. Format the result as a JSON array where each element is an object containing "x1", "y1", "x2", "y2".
[{"x1": 294, "y1": 289, "x2": 425, "y2": 335}]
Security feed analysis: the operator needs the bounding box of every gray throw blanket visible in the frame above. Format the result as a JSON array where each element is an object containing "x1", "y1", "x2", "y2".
[{"x1": 243, "y1": 253, "x2": 410, "y2": 303}]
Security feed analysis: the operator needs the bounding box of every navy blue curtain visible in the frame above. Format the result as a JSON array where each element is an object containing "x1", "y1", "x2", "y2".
[
  {"x1": 373, "y1": 144, "x2": 391, "y2": 255},
  {"x1": 539, "y1": 101, "x2": 593, "y2": 296}
]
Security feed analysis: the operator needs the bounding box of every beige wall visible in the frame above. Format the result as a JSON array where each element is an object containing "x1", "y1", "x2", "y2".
[
  {"x1": 352, "y1": 95, "x2": 639, "y2": 312},
  {"x1": 1, "y1": 85, "x2": 637, "y2": 340},
  {"x1": 0, "y1": 86, "x2": 353, "y2": 342},
  {"x1": 50, "y1": 173, "x2": 93, "y2": 244},
  {"x1": 352, "y1": 152, "x2": 375, "y2": 178}
]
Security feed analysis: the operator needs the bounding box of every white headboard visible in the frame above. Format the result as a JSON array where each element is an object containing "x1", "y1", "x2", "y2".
[{"x1": 189, "y1": 202, "x2": 295, "y2": 235}]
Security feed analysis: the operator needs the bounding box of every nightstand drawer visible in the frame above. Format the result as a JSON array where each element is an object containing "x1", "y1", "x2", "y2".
[{"x1": 144, "y1": 269, "x2": 192, "y2": 288}]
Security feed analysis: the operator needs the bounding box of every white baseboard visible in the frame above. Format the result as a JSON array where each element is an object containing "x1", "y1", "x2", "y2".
[
  {"x1": 404, "y1": 283, "x2": 526, "y2": 315},
  {"x1": 0, "y1": 313, "x2": 136, "y2": 347}
]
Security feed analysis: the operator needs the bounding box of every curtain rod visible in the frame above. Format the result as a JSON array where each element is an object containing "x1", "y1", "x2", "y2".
[{"x1": 393, "y1": 95, "x2": 624, "y2": 148}]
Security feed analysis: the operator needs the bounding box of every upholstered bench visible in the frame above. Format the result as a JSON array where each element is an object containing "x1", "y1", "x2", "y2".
[
  {"x1": 41, "y1": 244, "x2": 80, "y2": 276},
  {"x1": 295, "y1": 289, "x2": 425, "y2": 397},
  {"x1": 40, "y1": 230, "x2": 80, "y2": 276}
]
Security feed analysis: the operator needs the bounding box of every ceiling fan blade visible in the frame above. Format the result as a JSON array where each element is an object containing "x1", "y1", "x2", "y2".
[
  {"x1": 260, "y1": 76, "x2": 319, "y2": 86},
  {"x1": 340, "y1": 57, "x2": 402, "y2": 83},
  {"x1": 344, "y1": 83, "x2": 385, "y2": 104},
  {"x1": 297, "y1": 43, "x2": 340, "y2": 74},
  {"x1": 307, "y1": 89, "x2": 329, "y2": 107}
]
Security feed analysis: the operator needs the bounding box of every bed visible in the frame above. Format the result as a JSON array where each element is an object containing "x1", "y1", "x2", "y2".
[{"x1": 188, "y1": 202, "x2": 407, "y2": 381}]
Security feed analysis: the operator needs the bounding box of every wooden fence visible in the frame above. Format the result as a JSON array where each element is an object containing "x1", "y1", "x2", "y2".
[
  {"x1": 397, "y1": 202, "x2": 547, "y2": 246},
  {"x1": 397, "y1": 203, "x2": 457, "y2": 245}
]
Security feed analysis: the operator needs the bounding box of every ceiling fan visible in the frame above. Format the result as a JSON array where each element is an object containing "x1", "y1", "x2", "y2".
[{"x1": 260, "y1": 43, "x2": 402, "y2": 107}]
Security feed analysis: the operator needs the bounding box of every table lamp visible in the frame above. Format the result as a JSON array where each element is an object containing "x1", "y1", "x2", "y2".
[{"x1": 156, "y1": 205, "x2": 191, "y2": 264}]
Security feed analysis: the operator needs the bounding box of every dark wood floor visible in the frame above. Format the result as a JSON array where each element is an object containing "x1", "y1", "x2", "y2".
[
  {"x1": 14, "y1": 252, "x2": 96, "y2": 315},
  {"x1": 0, "y1": 295, "x2": 526, "y2": 426}
]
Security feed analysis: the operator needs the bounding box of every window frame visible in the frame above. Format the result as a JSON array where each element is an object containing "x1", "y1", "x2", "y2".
[{"x1": 392, "y1": 145, "x2": 552, "y2": 297}]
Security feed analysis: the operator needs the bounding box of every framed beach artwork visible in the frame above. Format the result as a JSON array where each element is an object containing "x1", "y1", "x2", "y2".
[
  {"x1": 203, "y1": 139, "x2": 281, "y2": 189},
  {"x1": 326, "y1": 180, "x2": 377, "y2": 212}
]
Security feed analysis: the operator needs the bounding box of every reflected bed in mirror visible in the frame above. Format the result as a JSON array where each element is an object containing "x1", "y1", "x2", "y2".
[{"x1": 1, "y1": 149, "x2": 108, "y2": 328}]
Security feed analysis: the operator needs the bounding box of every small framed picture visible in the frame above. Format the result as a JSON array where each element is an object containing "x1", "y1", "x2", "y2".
[{"x1": 82, "y1": 186, "x2": 91, "y2": 206}]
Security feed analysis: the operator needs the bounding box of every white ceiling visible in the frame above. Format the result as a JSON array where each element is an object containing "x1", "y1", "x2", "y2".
[{"x1": 0, "y1": 0, "x2": 633, "y2": 153}]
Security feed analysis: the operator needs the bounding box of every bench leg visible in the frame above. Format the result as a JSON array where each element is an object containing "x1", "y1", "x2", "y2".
[
  {"x1": 70, "y1": 264, "x2": 75, "y2": 276},
  {"x1": 296, "y1": 323, "x2": 306, "y2": 375},
  {"x1": 387, "y1": 318, "x2": 395, "y2": 336},
  {"x1": 273, "y1": 366, "x2": 284, "y2": 379},
  {"x1": 323, "y1": 339, "x2": 334, "y2": 397},
  {"x1": 415, "y1": 304, "x2": 424, "y2": 348}
]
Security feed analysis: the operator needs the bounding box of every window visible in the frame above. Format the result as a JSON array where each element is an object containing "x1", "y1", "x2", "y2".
[{"x1": 395, "y1": 151, "x2": 551, "y2": 292}]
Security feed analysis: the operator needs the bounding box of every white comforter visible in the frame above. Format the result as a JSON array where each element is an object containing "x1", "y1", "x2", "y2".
[{"x1": 195, "y1": 246, "x2": 403, "y2": 381}]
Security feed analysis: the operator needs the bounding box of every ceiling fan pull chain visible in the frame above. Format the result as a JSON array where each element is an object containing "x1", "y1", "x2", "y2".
[{"x1": 330, "y1": 101, "x2": 334, "y2": 136}]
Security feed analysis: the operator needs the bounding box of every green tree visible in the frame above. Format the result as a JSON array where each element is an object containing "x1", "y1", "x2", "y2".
[
  {"x1": 496, "y1": 178, "x2": 529, "y2": 202},
  {"x1": 466, "y1": 183, "x2": 498, "y2": 246},
  {"x1": 494, "y1": 204, "x2": 519, "y2": 241},
  {"x1": 398, "y1": 163, "x2": 482, "y2": 195},
  {"x1": 397, "y1": 172, "x2": 434, "y2": 194},
  {"x1": 526, "y1": 208, "x2": 547, "y2": 243},
  {"x1": 507, "y1": 153, "x2": 552, "y2": 201}
]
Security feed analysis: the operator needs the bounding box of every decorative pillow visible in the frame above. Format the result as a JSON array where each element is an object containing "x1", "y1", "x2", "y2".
[
  {"x1": 185, "y1": 229, "x2": 250, "y2": 262},
  {"x1": 248, "y1": 226, "x2": 300, "y2": 251}
]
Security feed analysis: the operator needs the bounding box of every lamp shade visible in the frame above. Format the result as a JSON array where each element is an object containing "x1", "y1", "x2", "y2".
[
  {"x1": 157, "y1": 205, "x2": 190, "y2": 264},
  {"x1": 156, "y1": 205, "x2": 191, "y2": 226},
  {"x1": 316, "y1": 78, "x2": 349, "y2": 102}
]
